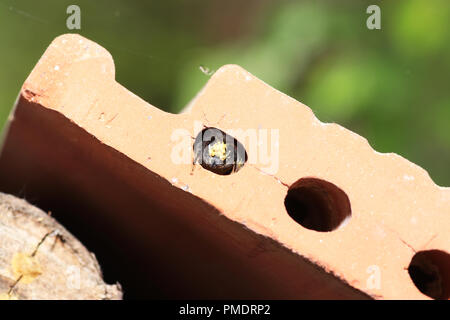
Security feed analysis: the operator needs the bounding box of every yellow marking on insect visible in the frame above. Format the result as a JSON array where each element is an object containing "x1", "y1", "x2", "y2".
[
  {"x1": 235, "y1": 159, "x2": 245, "y2": 170},
  {"x1": 209, "y1": 141, "x2": 228, "y2": 161},
  {"x1": 11, "y1": 252, "x2": 42, "y2": 284}
]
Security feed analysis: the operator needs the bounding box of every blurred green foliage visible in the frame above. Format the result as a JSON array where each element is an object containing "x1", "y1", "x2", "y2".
[{"x1": 0, "y1": 0, "x2": 449, "y2": 185}]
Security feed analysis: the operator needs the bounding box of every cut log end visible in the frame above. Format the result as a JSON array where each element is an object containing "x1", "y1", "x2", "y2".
[{"x1": 0, "y1": 192, "x2": 122, "y2": 300}]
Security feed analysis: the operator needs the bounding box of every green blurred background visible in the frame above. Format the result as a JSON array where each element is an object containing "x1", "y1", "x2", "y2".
[{"x1": 0, "y1": 0, "x2": 449, "y2": 185}]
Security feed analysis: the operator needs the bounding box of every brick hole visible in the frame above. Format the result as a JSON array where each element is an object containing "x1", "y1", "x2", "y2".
[
  {"x1": 284, "y1": 178, "x2": 351, "y2": 232},
  {"x1": 408, "y1": 250, "x2": 450, "y2": 300},
  {"x1": 193, "y1": 127, "x2": 247, "y2": 175}
]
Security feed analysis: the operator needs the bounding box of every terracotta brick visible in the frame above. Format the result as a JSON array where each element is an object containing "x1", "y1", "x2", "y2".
[{"x1": 0, "y1": 34, "x2": 448, "y2": 299}]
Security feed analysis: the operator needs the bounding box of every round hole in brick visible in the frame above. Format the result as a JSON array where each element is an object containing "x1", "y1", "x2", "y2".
[
  {"x1": 193, "y1": 127, "x2": 247, "y2": 175},
  {"x1": 408, "y1": 250, "x2": 450, "y2": 299},
  {"x1": 284, "y1": 178, "x2": 351, "y2": 232}
]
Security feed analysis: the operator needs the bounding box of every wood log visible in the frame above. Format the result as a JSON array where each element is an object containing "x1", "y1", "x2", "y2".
[{"x1": 0, "y1": 192, "x2": 122, "y2": 300}]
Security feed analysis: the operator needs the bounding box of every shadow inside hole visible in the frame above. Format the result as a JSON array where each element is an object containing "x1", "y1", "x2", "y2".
[
  {"x1": 193, "y1": 127, "x2": 247, "y2": 175},
  {"x1": 284, "y1": 178, "x2": 351, "y2": 232},
  {"x1": 408, "y1": 250, "x2": 450, "y2": 300}
]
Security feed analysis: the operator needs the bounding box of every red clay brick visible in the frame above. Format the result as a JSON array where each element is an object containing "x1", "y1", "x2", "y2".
[{"x1": 0, "y1": 34, "x2": 448, "y2": 299}]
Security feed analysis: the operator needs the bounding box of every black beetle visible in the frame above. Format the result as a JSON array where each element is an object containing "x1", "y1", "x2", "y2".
[{"x1": 193, "y1": 127, "x2": 247, "y2": 175}]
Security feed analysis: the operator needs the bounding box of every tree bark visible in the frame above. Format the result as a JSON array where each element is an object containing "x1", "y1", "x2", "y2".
[{"x1": 0, "y1": 192, "x2": 122, "y2": 300}]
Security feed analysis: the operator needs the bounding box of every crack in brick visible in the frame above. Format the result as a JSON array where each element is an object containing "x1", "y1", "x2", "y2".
[
  {"x1": 382, "y1": 224, "x2": 417, "y2": 253},
  {"x1": 105, "y1": 113, "x2": 118, "y2": 125},
  {"x1": 248, "y1": 164, "x2": 289, "y2": 188}
]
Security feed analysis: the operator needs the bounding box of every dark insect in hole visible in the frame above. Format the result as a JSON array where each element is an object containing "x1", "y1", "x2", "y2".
[{"x1": 193, "y1": 127, "x2": 247, "y2": 175}]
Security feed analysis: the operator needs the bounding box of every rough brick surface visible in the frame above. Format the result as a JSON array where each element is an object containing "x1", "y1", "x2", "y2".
[{"x1": 0, "y1": 34, "x2": 448, "y2": 299}]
